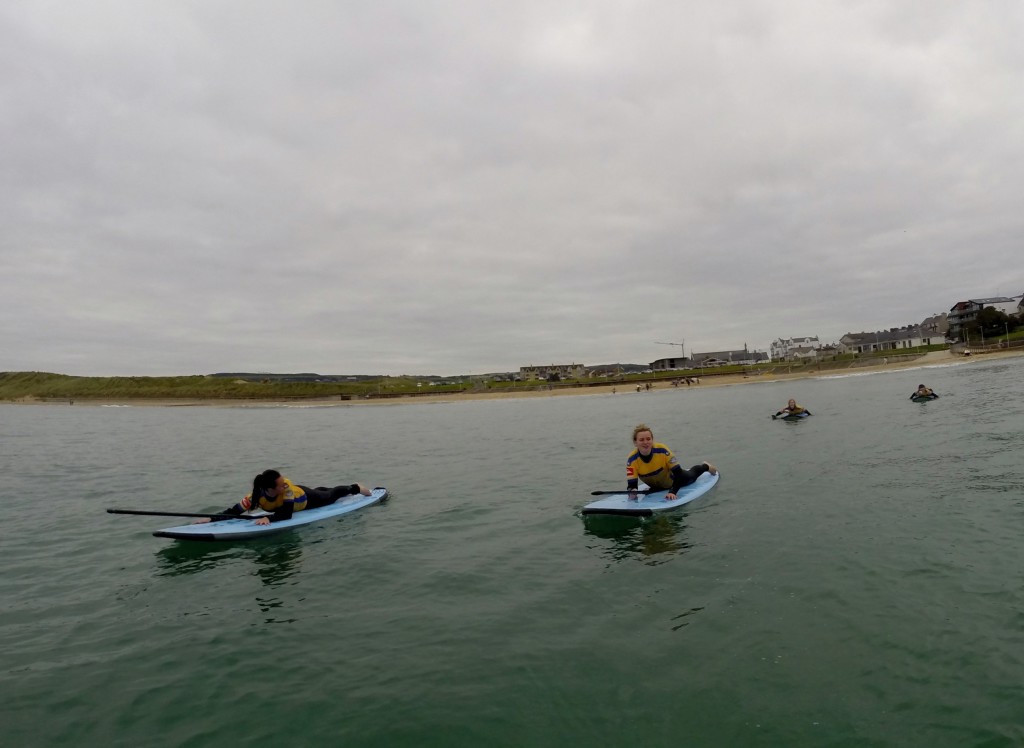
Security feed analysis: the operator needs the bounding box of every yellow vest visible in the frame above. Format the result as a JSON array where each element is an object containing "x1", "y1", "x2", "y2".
[
  {"x1": 626, "y1": 443, "x2": 679, "y2": 490},
  {"x1": 250, "y1": 477, "x2": 307, "y2": 513}
]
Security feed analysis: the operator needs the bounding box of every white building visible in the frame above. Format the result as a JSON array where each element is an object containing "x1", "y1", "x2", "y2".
[
  {"x1": 838, "y1": 326, "x2": 942, "y2": 354},
  {"x1": 770, "y1": 336, "x2": 821, "y2": 361}
]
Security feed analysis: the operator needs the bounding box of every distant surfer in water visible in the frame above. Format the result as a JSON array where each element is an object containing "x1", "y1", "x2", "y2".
[
  {"x1": 194, "y1": 469, "x2": 371, "y2": 525},
  {"x1": 774, "y1": 399, "x2": 811, "y2": 418},
  {"x1": 910, "y1": 384, "x2": 938, "y2": 400},
  {"x1": 626, "y1": 424, "x2": 717, "y2": 501}
]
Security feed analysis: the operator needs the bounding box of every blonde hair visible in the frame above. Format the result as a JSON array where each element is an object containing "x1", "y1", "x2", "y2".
[{"x1": 632, "y1": 423, "x2": 653, "y2": 442}]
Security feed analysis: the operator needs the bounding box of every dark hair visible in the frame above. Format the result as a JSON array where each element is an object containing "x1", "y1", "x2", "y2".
[{"x1": 250, "y1": 469, "x2": 281, "y2": 509}]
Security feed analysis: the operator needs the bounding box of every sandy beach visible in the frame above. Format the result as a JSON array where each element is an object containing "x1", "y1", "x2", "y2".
[
  {"x1": 345, "y1": 348, "x2": 1018, "y2": 406},
  {"x1": 19, "y1": 348, "x2": 1020, "y2": 408}
]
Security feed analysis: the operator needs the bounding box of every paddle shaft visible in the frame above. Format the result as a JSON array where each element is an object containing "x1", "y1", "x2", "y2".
[
  {"x1": 107, "y1": 508, "x2": 267, "y2": 521},
  {"x1": 589, "y1": 489, "x2": 653, "y2": 496}
]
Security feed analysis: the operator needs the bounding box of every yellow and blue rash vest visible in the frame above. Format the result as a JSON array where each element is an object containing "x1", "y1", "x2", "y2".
[
  {"x1": 251, "y1": 477, "x2": 307, "y2": 513},
  {"x1": 785, "y1": 403, "x2": 808, "y2": 415},
  {"x1": 626, "y1": 443, "x2": 680, "y2": 490}
]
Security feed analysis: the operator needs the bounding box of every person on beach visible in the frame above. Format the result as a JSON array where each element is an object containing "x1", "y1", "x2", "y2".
[
  {"x1": 774, "y1": 399, "x2": 811, "y2": 418},
  {"x1": 195, "y1": 469, "x2": 371, "y2": 525},
  {"x1": 910, "y1": 384, "x2": 938, "y2": 399},
  {"x1": 626, "y1": 424, "x2": 717, "y2": 501}
]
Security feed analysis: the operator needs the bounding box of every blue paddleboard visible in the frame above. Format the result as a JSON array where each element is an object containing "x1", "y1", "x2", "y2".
[
  {"x1": 153, "y1": 488, "x2": 389, "y2": 541},
  {"x1": 582, "y1": 472, "x2": 720, "y2": 517}
]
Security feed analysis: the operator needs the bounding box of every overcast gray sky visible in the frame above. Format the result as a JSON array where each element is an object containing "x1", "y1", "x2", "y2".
[{"x1": 2, "y1": 1, "x2": 1022, "y2": 376}]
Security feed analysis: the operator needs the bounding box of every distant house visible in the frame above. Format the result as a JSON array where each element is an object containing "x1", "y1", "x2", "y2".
[
  {"x1": 650, "y1": 357, "x2": 693, "y2": 371},
  {"x1": 788, "y1": 345, "x2": 820, "y2": 362},
  {"x1": 689, "y1": 348, "x2": 769, "y2": 367},
  {"x1": 919, "y1": 313, "x2": 949, "y2": 337},
  {"x1": 770, "y1": 336, "x2": 820, "y2": 361},
  {"x1": 586, "y1": 364, "x2": 649, "y2": 377},
  {"x1": 838, "y1": 326, "x2": 943, "y2": 354},
  {"x1": 519, "y1": 363, "x2": 585, "y2": 381},
  {"x1": 650, "y1": 347, "x2": 767, "y2": 370},
  {"x1": 948, "y1": 296, "x2": 1023, "y2": 338}
]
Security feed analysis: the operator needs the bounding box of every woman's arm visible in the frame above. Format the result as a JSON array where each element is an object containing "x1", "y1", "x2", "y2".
[{"x1": 268, "y1": 502, "x2": 295, "y2": 522}]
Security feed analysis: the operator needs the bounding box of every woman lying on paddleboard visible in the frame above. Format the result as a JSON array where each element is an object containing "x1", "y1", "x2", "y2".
[
  {"x1": 195, "y1": 469, "x2": 371, "y2": 525},
  {"x1": 627, "y1": 423, "x2": 717, "y2": 501},
  {"x1": 774, "y1": 399, "x2": 812, "y2": 418},
  {"x1": 910, "y1": 384, "x2": 938, "y2": 399}
]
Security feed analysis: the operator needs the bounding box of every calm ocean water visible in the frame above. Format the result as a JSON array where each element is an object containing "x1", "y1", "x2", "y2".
[{"x1": 3, "y1": 357, "x2": 1023, "y2": 747}]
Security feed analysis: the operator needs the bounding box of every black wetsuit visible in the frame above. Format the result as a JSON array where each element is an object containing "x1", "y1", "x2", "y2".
[{"x1": 219, "y1": 483, "x2": 361, "y2": 522}]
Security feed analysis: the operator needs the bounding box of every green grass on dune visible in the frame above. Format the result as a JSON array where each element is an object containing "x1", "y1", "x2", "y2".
[{"x1": 0, "y1": 372, "x2": 381, "y2": 401}]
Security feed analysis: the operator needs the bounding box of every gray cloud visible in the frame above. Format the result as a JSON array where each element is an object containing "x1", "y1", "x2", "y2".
[{"x1": 2, "y1": 1, "x2": 1022, "y2": 375}]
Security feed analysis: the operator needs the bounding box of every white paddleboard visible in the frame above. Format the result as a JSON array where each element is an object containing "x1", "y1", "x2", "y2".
[
  {"x1": 582, "y1": 472, "x2": 719, "y2": 517},
  {"x1": 153, "y1": 488, "x2": 389, "y2": 541}
]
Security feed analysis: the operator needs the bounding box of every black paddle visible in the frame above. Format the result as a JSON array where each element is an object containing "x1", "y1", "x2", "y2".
[
  {"x1": 107, "y1": 508, "x2": 267, "y2": 521},
  {"x1": 589, "y1": 489, "x2": 653, "y2": 496}
]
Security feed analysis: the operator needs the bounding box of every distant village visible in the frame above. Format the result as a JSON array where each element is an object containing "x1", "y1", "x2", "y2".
[
  {"x1": 210, "y1": 293, "x2": 1023, "y2": 386},
  {"x1": 516, "y1": 293, "x2": 1024, "y2": 382}
]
